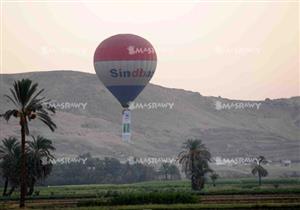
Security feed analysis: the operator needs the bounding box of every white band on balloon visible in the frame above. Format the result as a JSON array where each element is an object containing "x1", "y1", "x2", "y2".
[{"x1": 94, "y1": 60, "x2": 157, "y2": 86}]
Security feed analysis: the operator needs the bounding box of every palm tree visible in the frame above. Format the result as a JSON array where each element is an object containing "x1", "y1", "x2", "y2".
[
  {"x1": 251, "y1": 156, "x2": 268, "y2": 186},
  {"x1": 0, "y1": 137, "x2": 19, "y2": 196},
  {"x1": 159, "y1": 163, "x2": 180, "y2": 180},
  {"x1": 178, "y1": 139, "x2": 212, "y2": 190},
  {"x1": 210, "y1": 172, "x2": 219, "y2": 187},
  {"x1": 27, "y1": 136, "x2": 55, "y2": 195},
  {"x1": 168, "y1": 164, "x2": 181, "y2": 180},
  {"x1": 0, "y1": 137, "x2": 21, "y2": 196},
  {"x1": 159, "y1": 163, "x2": 171, "y2": 180},
  {"x1": 0, "y1": 136, "x2": 55, "y2": 196},
  {"x1": 1, "y1": 79, "x2": 56, "y2": 207}
]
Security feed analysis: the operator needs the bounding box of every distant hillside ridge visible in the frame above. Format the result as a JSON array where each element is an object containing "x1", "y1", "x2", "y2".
[{"x1": 0, "y1": 70, "x2": 299, "y2": 160}]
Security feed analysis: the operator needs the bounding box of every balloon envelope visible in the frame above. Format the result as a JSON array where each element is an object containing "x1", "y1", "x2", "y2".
[{"x1": 94, "y1": 34, "x2": 157, "y2": 107}]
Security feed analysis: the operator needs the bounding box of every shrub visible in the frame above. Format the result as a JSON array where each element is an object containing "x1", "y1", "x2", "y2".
[
  {"x1": 110, "y1": 192, "x2": 198, "y2": 205},
  {"x1": 240, "y1": 184, "x2": 256, "y2": 189},
  {"x1": 34, "y1": 190, "x2": 40, "y2": 196},
  {"x1": 77, "y1": 199, "x2": 107, "y2": 207},
  {"x1": 77, "y1": 192, "x2": 198, "y2": 207}
]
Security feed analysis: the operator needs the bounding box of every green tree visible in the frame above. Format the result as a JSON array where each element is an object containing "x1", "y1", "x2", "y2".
[
  {"x1": 168, "y1": 164, "x2": 181, "y2": 180},
  {"x1": 0, "y1": 137, "x2": 20, "y2": 196},
  {"x1": 210, "y1": 172, "x2": 219, "y2": 187},
  {"x1": 251, "y1": 156, "x2": 268, "y2": 186},
  {"x1": 159, "y1": 163, "x2": 171, "y2": 180},
  {"x1": 0, "y1": 136, "x2": 56, "y2": 196},
  {"x1": 27, "y1": 136, "x2": 55, "y2": 195},
  {"x1": 158, "y1": 163, "x2": 180, "y2": 180},
  {"x1": 178, "y1": 139, "x2": 212, "y2": 190},
  {"x1": 1, "y1": 79, "x2": 56, "y2": 207}
]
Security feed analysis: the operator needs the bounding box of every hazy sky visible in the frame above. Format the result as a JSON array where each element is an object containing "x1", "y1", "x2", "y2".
[{"x1": 1, "y1": 1, "x2": 299, "y2": 100}]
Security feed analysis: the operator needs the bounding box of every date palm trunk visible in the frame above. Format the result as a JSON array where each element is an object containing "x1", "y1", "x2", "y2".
[
  {"x1": 20, "y1": 119, "x2": 26, "y2": 208},
  {"x1": 2, "y1": 177, "x2": 8, "y2": 196},
  {"x1": 191, "y1": 157, "x2": 198, "y2": 190},
  {"x1": 191, "y1": 174, "x2": 198, "y2": 190}
]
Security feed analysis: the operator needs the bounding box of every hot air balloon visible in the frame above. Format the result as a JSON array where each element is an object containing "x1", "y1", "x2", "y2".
[{"x1": 94, "y1": 34, "x2": 157, "y2": 142}]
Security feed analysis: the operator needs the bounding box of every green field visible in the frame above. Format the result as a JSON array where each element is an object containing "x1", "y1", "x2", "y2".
[{"x1": 1, "y1": 178, "x2": 300, "y2": 210}]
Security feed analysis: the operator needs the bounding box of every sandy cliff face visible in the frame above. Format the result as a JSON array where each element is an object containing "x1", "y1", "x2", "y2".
[{"x1": 0, "y1": 71, "x2": 299, "y2": 160}]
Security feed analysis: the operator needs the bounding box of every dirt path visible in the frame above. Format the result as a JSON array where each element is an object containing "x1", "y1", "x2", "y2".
[{"x1": 1, "y1": 194, "x2": 300, "y2": 208}]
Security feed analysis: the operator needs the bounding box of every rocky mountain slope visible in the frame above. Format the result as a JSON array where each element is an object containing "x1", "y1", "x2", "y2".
[{"x1": 0, "y1": 71, "x2": 299, "y2": 160}]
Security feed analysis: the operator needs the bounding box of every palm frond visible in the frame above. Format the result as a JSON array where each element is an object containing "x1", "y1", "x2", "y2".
[
  {"x1": 19, "y1": 79, "x2": 33, "y2": 106},
  {"x1": 25, "y1": 88, "x2": 44, "y2": 108},
  {"x1": 0, "y1": 137, "x2": 19, "y2": 159},
  {"x1": 13, "y1": 80, "x2": 21, "y2": 107},
  {"x1": 4, "y1": 94, "x2": 19, "y2": 108},
  {"x1": 36, "y1": 112, "x2": 57, "y2": 132},
  {"x1": 1, "y1": 110, "x2": 18, "y2": 121},
  {"x1": 4, "y1": 79, "x2": 57, "y2": 135},
  {"x1": 25, "y1": 83, "x2": 39, "y2": 104}
]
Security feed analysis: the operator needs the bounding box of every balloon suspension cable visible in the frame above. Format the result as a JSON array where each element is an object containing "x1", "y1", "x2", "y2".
[{"x1": 122, "y1": 108, "x2": 131, "y2": 143}]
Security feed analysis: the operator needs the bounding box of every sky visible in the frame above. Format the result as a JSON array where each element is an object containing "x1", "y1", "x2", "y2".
[{"x1": 1, "y1": 0, "x2": 299, "y2": 100}]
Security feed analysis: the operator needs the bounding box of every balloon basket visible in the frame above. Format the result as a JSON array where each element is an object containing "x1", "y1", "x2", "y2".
[{"x1": 122, "y1": 109, "x2": 131, "y2": 143}]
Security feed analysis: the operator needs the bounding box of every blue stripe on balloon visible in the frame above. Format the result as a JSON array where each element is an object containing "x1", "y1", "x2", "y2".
[{"x1": 107, "y1": 85, "x2": 145, "y2": 108}]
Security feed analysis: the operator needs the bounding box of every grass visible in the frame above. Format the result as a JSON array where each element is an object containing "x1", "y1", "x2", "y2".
[
  {"x1": 1, "y1": 178, "x2": 300, "y2": 200},
  {"x1": 0, "y1": 178, "x2": 299, "y2": 210}
]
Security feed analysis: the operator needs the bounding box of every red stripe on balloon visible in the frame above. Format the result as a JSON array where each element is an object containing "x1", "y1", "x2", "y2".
[{"x1": 94, "y1": 34, "x2": 157, "y2": 61}]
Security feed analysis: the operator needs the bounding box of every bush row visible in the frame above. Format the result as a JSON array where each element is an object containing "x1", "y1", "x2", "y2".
[{"x1": 77, "y1": 192, "x2": 198, "y2": 206}]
